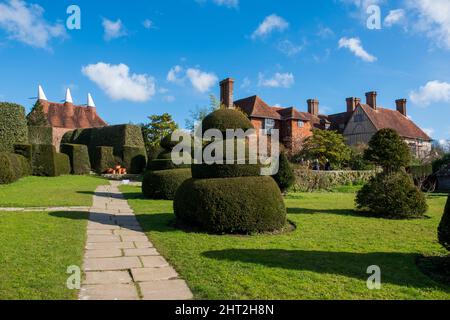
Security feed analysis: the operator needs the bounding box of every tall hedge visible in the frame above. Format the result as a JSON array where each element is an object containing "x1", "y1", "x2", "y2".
[
  {"x1": 55, "y1": 153, "x2": 71, "y2": 176},
  {"x1": 62, "y1": 125, "x2": 146, "y2": 171},
  {"x1": 28, "y1": 126, "x2": 53, "y2": 145},
  {"x1": 60, "y1": 144, "x2": 91, "y2": 175},
  {"x1": 0, "y1": 102, "x2": 29, "y2": 153},
  {"x1": 123, "y1": 146, "x2": 147, "y2": 174},
  {"x1": 14, "y1": 144, "x2": 32, "y2": 161},
  {"x1": 0, "y1": 152, "x2": 30, "y2": 184},
  {"x1": 31, "y1": 144, "x2": 58, "y2": 177},
  {"x1": 93, "y1": 146, "x2": 116, "y2": 173}
]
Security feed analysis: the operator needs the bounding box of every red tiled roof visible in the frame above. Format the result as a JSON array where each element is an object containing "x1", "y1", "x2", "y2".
[
  {"x1": 360, "y1": 104, "x2": 431, "y2": 141},
  {"x1": 234, "y1": 96, "x2": 281, "y2": 120},
  {"x1": 40, "y1": 100, "x2": 107, "y2": 129}
]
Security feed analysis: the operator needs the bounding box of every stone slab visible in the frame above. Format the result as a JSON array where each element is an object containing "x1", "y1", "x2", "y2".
[
  {"x1": 86, "y1": 242, "x2": 135, "y2": 250},
  {"x1": 86, "y1": 235, "x2": 121, "y2": 243},
  {"x1": 124, "y1": 248, "x2": 159, "y2": 257},
  {"x1": 83, "y1": 271, "x2": 132, "y2": 285},
  {"x1": 85, "y1": 249, "x2": 123, "y2": 258},
  {"x1": 140, "y1": 256, "x2": 169, "y2": 268},
  {"x1": 83, "y1": 257, "x2": 142, "y2": 271},
  {"x1": 131, "y1": 267, "x2": 178, "y2": 282},
  {"x1": 121, "y1": 236, "x2": 149, "y2": 242},
  {"x1": 134, "y1": 241, "x2": 153, "y2": 249},
  {"x1": 139, "y1": 280, "x2": 193, "y2": 300},
  {"x1": 79, "y1": 284, "x2": 139, "y2": 300}
]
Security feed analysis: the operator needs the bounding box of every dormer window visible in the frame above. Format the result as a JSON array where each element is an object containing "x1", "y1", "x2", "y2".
[{"x1": 298, "y1": 120, "x2": 304, "y2": 128}]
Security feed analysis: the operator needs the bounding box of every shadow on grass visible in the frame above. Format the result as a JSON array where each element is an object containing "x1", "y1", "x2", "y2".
[
  {"x1": 287, "y1": 207, "x2": 365, "y2": 217},
  {"x1": 202, "y1": 249, "x2": 450, "y2": 291},
  {"x1": 49, "y1": 211, "x2": 89, "y2": 220}
]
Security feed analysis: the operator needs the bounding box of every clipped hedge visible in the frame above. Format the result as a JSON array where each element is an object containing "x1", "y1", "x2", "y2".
[
  {"x1": 123, "y1": 146, "x2": 147, "y2": 174},
  {"x1": 0, "y1": 102, "x2": 28, "y2": 153},
  {"x1": 272, "y1": 152, "x2": 295, "y2": 193},
  {"x1": 292, "y1": 169, "x2": 378, "y2": 192},
  {"x1": 14, "y1": 144, "x2": 32, "y2": 161},
  {"x1": 438, "y1": 195, "x2": 450, "y2": 251},
  {"x1": 55, "y1": 153, "x2": 71, "y2": 176},
  {"x1": 174, "y1": 176, "x2": 287, "y2": 234},
  {"x1": 202, "y1": 108, "x2": 254, "y2": 133},
  {"x1": 192, "y1": 163, "x2": 261, "y2": 179},
  {"x1": 142, "y1": 168, "x2": 192, "y2": 200},
  {"x1": 93, "y1": 146, "x2": 116, "y2": 173},
  {"x1": 31, "y1": 144, "x2": 58, "y2": 177},
  {"x1": 0, "y1": 152, "x2": 31, "y2": 184},
  {"x1": 60, "y1": 144, "x2": 91, "y2": 175},
  {"x1": 28, "y1": 126, "x2": 52, "y2": 145}
]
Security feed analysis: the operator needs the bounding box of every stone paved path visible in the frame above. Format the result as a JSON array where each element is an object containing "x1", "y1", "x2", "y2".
[{"x1": 79, "y1": 181, "x2": 193, "y2": 300}]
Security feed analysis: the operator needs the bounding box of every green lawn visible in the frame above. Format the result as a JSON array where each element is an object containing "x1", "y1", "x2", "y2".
[
  {"x1": 0, "y1": 176, "x2": 107, "y2": 207},
  {"x1": 120, "y1": 185, "x2": 450, "y2": 300},
  {"x1": 0, "y1": 210, "x2": 88, "y2": 300}
]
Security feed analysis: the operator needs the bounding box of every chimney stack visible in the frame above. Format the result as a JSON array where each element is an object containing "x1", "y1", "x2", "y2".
[
  {"x1": 396, "y1": 99, "x2": 407, "y2": 116},
  {"x1": 365, "y1": 91, "x2": 377, "y2": 110},
  {"x1": 307, "y1": 99, "x2": 319, "y2": 116},
  {"x1": 220, "y1": 78, "x2": 234, "y2": 109},
  {"x1": 346, "y1": 97, "x2": 360, "y2": 113}
]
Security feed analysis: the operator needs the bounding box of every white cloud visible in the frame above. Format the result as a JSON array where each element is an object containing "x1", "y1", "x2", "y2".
[
  {"x1": 163, "y1": 95, "x2": 176, "y2": 102},
  {"x1": 82, "y1": 62, "x2": 156, "y2": 102},
  {"x1": 277, "y1": 40, "x2": 303, "y2": 56},
  {"x1": 252, "y1": 14, "x2": 289, "y2": 40},
  {"x1": 186, "y1": 68, "x2": 218, "y2": 93},
  {"x1": 258, "y1": 72, "x2": 295, "y2": 88},
  {"x1": 142, "y1": 19, "x2": 154, "y2": 29},
  {"x1": 317, "y1": 26, "x2": 335, "y2": 38},
  {"x1": 241, "y1": 77, "x2": 251, "y2": 89},
  {"x1": 410, "y1": 80, "x2": 450, "y2": 106},
  {"x1": 213, "y1": 0, "x2": 239, "y2": 8},
  {"x1": 102, "y1": 18, "x2": 127, "y2": 41},
  {"x1": 408, "y1": 0, "x2": 450, "y2": 49},
  {"x1": 338, "y1": 37, "x2": 377, "y2": 62},
  {"x1": 423, "y1": 128, "x2": 435, "y2": 137},
  {"x1": 167, "y1": 65, "x2": 184, "y2": 83},
  {"x1": 384, "y1": 9, "x2": 406, "y2": 27},
  {"x1": 0, "y1": 0, "x2": 66, "y2": 49}
]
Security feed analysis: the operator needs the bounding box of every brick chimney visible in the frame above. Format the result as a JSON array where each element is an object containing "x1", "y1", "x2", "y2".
[
  {"x1": 220, "y1": 78, "x2": 234, "y2": 109},
  {"x1": 346, "y1": 97, "x2": 361, "y2": 113},
  {"x1": 307, "y1": 99, "x2": 319, "y2": 116},
  {"x1": 396, "y1": 99, "x2": 407, "y2": 116},
  {"x1": 365, "y1": 91, "x2": 377, "y2": 110}
]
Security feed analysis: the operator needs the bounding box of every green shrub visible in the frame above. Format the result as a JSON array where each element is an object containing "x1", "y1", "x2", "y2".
[
  {"x1": 60, "y1": 144, "x2": 91, "y2": 175},
  {"x1": 147, "y1": 159, "x2": 190, "y2": 171},
  {"x1": 28, "y1": 126, "x2": 52, "y2": 145},
  {"x1": 142, "y1": 168, "x2": 192, "y2": 200},
  {"x1": 438, "y1": 195, "x2": 450, "y2": 252},
  {"x1": 364, "y1": 129, "x2": 412, "y2": 171},
  {"x1": 174, "y1": 176, "x2": 287, "y2": 234},
  {"x1": 55, "y1": 153, "x2": 71, "y2": 175},
  {"x1": 31, "y1": 144, "x2": 58, "y2": 177},
  {"x1": 292, "y1": 169, "x2": 377, "y2": 192},
  {"x1": 0, "y1": 153, "x2": 17, "y2": 184},
  {"x1": 202, "y1": 108, "x2": 254, "y2": 133},
  {"x1": 272, "y1": 152, "x2": 295, "y2": 193},
  {"x1": 356, "y1": 171, "x2": 428, "y2": 218},
  {"x1": 93, "y1": 146, "x2": 116, "y2": 173},
  {"x1": 0, "y1": 102, "x2": 28, "y2": 153},
  {"x1": 192, "y1": 163, "x2": 261, "y2": 179},
  {"x1": 27, "y1": 100, "x2": 48, "y2": 126},
  {"x1": 0, "y1": 152, "x2": 31, "y2": 184},
  {"x1": 408, "y1": 164, "x2": 433, "y2": 180},
  {"x1": 123, "y1": 146, "x2": 147, "y2": 174},
  {"x1": 433, "y1": 154, "x2": 450, "y2": 173},
  {"x1": 14, "y1": 144, "x2": 32, "y2": 161}
]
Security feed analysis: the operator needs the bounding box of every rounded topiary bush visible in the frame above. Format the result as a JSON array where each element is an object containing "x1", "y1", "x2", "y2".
[
  {"x1": 142, "y1": 168, "x2": 192, "y2": 200},
  {"x1": 202, "y1": 108, "x2": 254, "y2": 133},
  {"x1": 192, "y1": 163, "x2": 261, "y2": 179},
  {"x1": 438, "y1": 195, "x2": 450, "y2": 252},
  {"x1": 272, "y1": 151, "x2": 295, "y2": 193},
  {"x1": 356, "y1": 170, "x2": 428, "y2": 218},
  {"x1": 174, "y1": 176, "x2": 287, "y2": 234}
]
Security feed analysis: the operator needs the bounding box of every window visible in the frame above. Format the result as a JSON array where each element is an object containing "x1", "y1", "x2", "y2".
[
  {"x1": 354, "y1": 114, "x2": 364, "y2": 122},
  {"x1": 298, "y1": 120, "x2": 304, "y2": 128},
  {"x1": 325, "y1": 123, "x2": 331, "y2": 130},
  {"x1": 264, "y1": 118, "x2": 275, "y2": 135}
]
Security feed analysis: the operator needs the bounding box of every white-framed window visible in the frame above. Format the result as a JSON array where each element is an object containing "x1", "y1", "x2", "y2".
[{"x1": 298, "y1": 120, "x2": 304, "y2": 128}]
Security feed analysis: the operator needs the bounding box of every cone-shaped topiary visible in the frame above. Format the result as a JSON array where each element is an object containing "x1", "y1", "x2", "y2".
[
  {"x1": 356, "y1": 170, "x2": 428, "y2": 218},
  {"x1": 272, "y1": 151, "x2": 295, "y2": 193},
  {"x1": 174, "y1": 108, "x2": 287, "y2": 234},
  {"x1": 438, "y1": 195, "x2": 450, "y2": 252}
]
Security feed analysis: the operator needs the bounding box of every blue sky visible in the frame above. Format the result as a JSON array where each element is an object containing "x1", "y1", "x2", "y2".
[{"x1": 0, "y1": 0, "x2": 449, "y2": 142}]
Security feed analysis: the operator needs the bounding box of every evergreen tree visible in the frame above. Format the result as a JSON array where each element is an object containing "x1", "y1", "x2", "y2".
[
  {"x1": 438, "y1": 195, "x2": 450, "y2": 252},
  {"x1": 27, "y1": 101, "x2": 48, "y2": 126}
]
